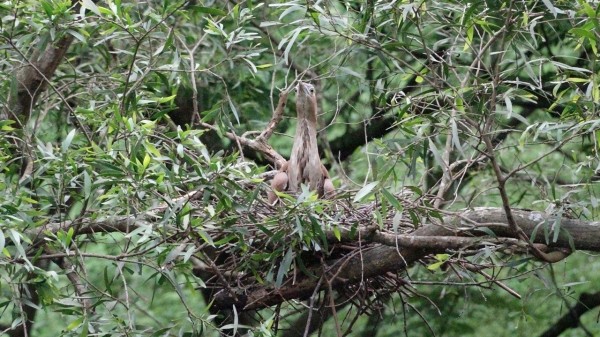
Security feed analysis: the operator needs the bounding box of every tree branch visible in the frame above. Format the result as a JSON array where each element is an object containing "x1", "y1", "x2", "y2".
[
  {"x1": 212, "y1": 207, "x2": 599, "y2": 310},
  {"x1": 198, "y1": 86, "x2": 292, "y2": 168}
]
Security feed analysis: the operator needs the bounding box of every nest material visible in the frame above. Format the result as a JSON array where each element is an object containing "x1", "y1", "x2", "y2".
[{"x1": 189, "y1": 187, "x2": 433, "y2": 311}]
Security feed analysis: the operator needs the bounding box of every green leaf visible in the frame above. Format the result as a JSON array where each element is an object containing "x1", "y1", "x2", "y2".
[
  {"x1": 435, "y1": 253, "x2": 450, "y2": 261},
  {"x1": 541, "y1": 0, "x2": 559, "y2": 18},
  {"x1": 474, "y1": 227, "x2": 497, "y2": 238},
  {"x1": 0, "y1": 119, "x2": 15, "y2": 131},
  {"x1": 190, "y1": 6, "x2": 226, "y2": 16},
  {"x1": 198, "y1": 230, "x2": 215, "y2": 247},
  {"x1": 155, "y1": 95, "x2": 176, "y2": 103},
  {"x1": 354, "y1": 181, "x2": 379, "y2": 202},
  {"x1": 67, "y1": 29, "x2": 86, "y2": 42},
  {"x1": 0, "y1": 231, "x2": 4, "y2": 255},
  {"x1": 80, "y1": 319, "x2": 88, "y2": 337},
  {"x1": 381, "y1": 188, "x2": 403, "y2": 211},
  {"x1": 552, "y1": 217, "x2": 561, "y2": 243},
  {"x1": 569, "y1": 28, "x2": 595, "y2": 40},
  {"x1": 142, "y1": 153, "x2": 151, "y2": 169},
  {"x1": 66, "y1": 227, "x2": 74, "y2": 246},
  {"x1": 227, "y1": 97, "x2": 240, "y2": 125},
  {"x1": 83, "y1": 170, "x2": 91, "y2": 199},
  {"x1": 308, "y1": 8, "x2": 320, "y2": 26},
  {"x1": 8, "y1": 229, "x2": 21, "y2": 248},
  {"x1": 427, "y1": 261, "x2": 444, "y2": 271},
  {"x1": 374, "y1": 209, "x2": 383, "y2": 229},
  {"x1": 62, "y1": 129, "x2": 77, "y2": 153},
  {"x1": 66, "y1": 316, "x2": 84, "y2": 331},
  {"x1": 464, "y1": 24, "x2": 474, "y2": 51},
  {"x1": 41, "y1": 1, "x2": 53, "y2": 18},
  {"x1": 275, "y1": 248, "x2": 294, "y2": 288},
  {"x1": 81, "y1": 0, "x2": 101, "y2": 16},
  {"x1": 279, "y1": 4, "x2": 304, "y2": 20},
  {"x1": 428, "y1": 139, "x2": 443, "y2": 167},
  {"x1": 375, "y1": 50, "x2": 393, "y2": 70},
  {"x1": 332, "y1": 226, "x2": 341, "y2": 241},
  {"x1": 283, "y1": 27, "x2": 305, "y2": 66}
]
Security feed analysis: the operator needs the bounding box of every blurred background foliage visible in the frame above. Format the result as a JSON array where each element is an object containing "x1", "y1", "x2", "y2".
[{"x1": 1, "y1": 0, "x2": 600, "y2": 336}]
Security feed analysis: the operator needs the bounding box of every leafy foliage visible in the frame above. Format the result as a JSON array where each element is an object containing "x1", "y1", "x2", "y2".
[{"x1": 1, "y1": 0, "x2": 600, "y2": 336}]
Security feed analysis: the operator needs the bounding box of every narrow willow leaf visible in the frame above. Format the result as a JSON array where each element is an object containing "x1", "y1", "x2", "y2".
[
  {"x1": 0, "y1": 231, "x2": 4, "y2": 255},
  {"x1": 62, "y1": 129, "x2": 77, "y2": 153},
  {"x1": 283, "y1": 27, "x2": 304, "y2": 65},
  {"x1": 81, "y1": 0, "x2": 101, "y2": 16},
  {"x1": 276, "y1": 248, "x2": 293, "y2": 288},
  {"x1": 83, "y1": 170, "x2": 91, "y2": 198},
  {"x1": 66, "y1": 317, "x2": 84, "y2": 331},
  {"x1": 354, "y1": 181, "x2": 379, "y2": 202},
  {"x1": 227, "y1": 97, "x2": 240, "y2": 124},
  {"x1": 191, "y1": 6, "x2": 226, "y2": 16},
  {"x1": 504, "y1": 95, "x2": 513, "y2": 118},
  {"x1": 332, "y1": 226, "x2": 341, "y2": 241},
  {"x1": 381, "y1": 188, "x2": 403, "y2": 211},
  {"x1": 427, "y1": 261, "x2": 444, "y2": 271}
]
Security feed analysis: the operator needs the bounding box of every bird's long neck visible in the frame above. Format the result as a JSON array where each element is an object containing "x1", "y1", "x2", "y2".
[
  {"x1": 294, "y1": 111, "x2": 317, "y2": 145},
  {"x1": 288, "y1": 82, "x2": 323, "y2": 193},
  {"x1": 292, "y1": 88, "x2": 319, "y2": 156},
  {"x1": 296, "y1": 99, "x2": 318, "y2": 126},
  {"x1": 294, "y1": 82, "x2": 318, "y2": 141}
]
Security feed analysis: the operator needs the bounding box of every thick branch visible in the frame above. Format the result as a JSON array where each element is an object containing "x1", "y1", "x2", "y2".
[
  {"x1": 18, "y1": 207, "x2": 600, "y2": 312},
  {"x1": 4, "y1": 35, "x2": 75, "y2": 125},
  {"x1": 213, "y1": 207, "x2": 600, "y2": 310},
  {"x1": 199, "y1": 121, "x2": 286, "y2": 167}
]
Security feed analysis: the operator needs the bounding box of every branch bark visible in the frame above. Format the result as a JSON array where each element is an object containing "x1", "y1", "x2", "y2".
[
  {"x1": 4, "y1": 35, "x2": 75, "y2": 125},
  {"x1": 212, "y1": 207, "x2": 599, "y2": 310},
  {"x1": 16, "y1": 206, "x2": 600, "y2": 313}
]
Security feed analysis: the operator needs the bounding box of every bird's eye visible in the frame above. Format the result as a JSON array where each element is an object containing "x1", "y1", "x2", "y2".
[{"x1": 309, "y1": 88, "x2": 315, "y2": 93}]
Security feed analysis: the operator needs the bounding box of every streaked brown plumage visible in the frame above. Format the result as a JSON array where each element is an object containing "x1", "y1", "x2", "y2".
[{"x1": 268, "y1": 81, "x2": 334, "y2": 203}]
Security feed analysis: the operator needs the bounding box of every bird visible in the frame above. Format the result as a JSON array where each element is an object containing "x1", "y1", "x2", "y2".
[{"x1": 268, "y1": 81, "x2": 334, "y2": 204}]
